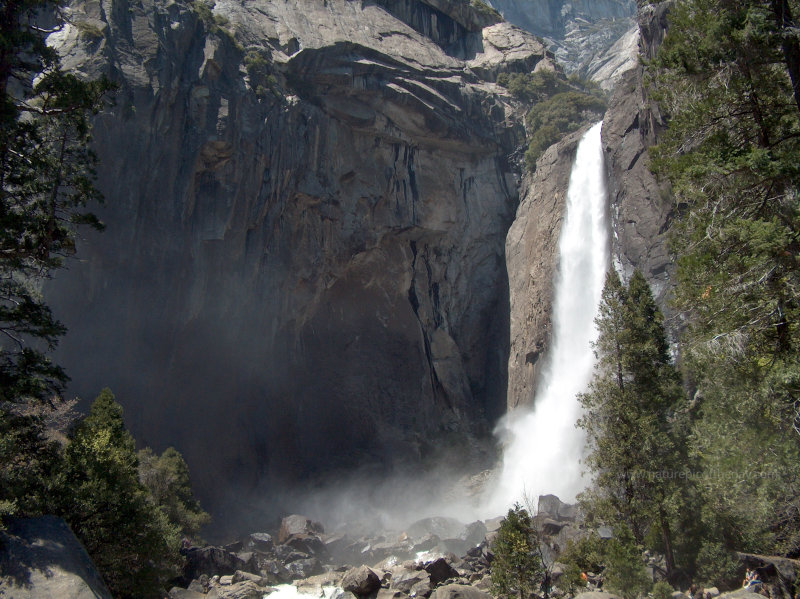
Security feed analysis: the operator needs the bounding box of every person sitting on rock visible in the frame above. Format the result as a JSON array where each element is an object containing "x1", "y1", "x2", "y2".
[
  {"x1": 743, "y1": 569, "x2": 753, "y2": 588},
  {"x1": 744, "y1": 569, "x2": 762, "y2": 591}
]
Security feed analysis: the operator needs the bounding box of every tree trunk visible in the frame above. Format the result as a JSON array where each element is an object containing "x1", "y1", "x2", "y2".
[
  {"x1": 771, "y1": 0, "x2": 800, "y2": 115},
  {"x1": 659, "y1": 509, "x2": 676, "y2": 579}
]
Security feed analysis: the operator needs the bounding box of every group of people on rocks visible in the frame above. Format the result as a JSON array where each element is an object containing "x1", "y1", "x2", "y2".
[{"x1": 743, "y1": 569, "x2": 763, "y2": 593}]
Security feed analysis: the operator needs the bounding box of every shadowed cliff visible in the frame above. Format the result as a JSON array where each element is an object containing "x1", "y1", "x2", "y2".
[{"x1": 45, "y1": 0, "x2": 555, "y2": 527}]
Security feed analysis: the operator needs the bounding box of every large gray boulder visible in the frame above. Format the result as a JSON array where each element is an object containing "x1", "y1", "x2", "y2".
[
  {"x1": 735, "y1": 552, "x2": 800, "y2": 599},
  {"x1": 425, "y1": 557, "x2": 460, "y2": 586},
  {"x1": 389, "y1": 567, "x2": 431, "y2": 593},
  {"x1": 537, "y1": 494, "x2": 580, "y2": 522},
  {"x1": 279, "y1": 515, "x2": 325, "y2": 544},
  {"x1": 0, "y1": 516, "x2": 112, "y2": 599},
  {"x1": 182, "y1": 545, "x2": 253, "y2": 581},
  {"x1": 431, "y1": 583, "x2": 492, "y2": 599},
  {"x1": 215, "y1": 580, "x2": 265, "y2": 599},
  {"x1": 246, "y1": 532, "x2": 275, "y2": 554},
  {"x1": 342, "y1": 565, "x2": 382, "y2": 596},
  {"x1": 574, "y1": 592, "x2": 622, "y2": 599}
]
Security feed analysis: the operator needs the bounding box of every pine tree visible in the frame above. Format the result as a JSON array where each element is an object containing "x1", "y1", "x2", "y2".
[
  {"x1": 58, "y1": 389, "x2": 181, "y2": 599},
  {"x1": 578, "y1": 270, "x2": 689, "y2": 578},
  {"x1": 490, "y1": 504, "x2": 544, "y2": 599},
  {"x1": 648, "y1": 0, "x2": 800, "y2": 556},
  {"x1": 0, "y1": 0, "x2": 113, "y2": 530},
  {"x1": 0, "y1": 0, "x2": 114, "y2": 405},
  {"x1": 138, "y1": 446, "x2": 211, "y2": 540},
  {"x1": 603, "y1": 526, "x2": 652, "y2": 599}
]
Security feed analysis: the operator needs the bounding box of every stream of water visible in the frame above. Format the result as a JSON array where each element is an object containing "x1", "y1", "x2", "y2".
[{"x1": 484, "y1": 121, "x2": 610, "y2": 515}]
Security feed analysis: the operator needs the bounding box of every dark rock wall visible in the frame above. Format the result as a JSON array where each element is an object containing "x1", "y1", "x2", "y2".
[
  {"x1": 47, "y1": 0, "x2": 546, "y2": 517},
  {"x1": 44, "y1": 0, "x2": 674, "y2": 519}
]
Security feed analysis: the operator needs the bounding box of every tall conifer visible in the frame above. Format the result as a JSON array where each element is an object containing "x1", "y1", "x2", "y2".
[{"x1": 579, "y1": 270, "x2": 688, "y2": 577}]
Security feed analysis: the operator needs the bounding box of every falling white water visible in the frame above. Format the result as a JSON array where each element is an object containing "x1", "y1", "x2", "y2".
[{"x1": 485, "y1": 121, "x2": 609, "y2": 515}]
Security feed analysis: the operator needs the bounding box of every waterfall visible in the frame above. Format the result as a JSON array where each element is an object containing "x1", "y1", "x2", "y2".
[{"x1": 485, "y1": 121, "x2": 610, "y2": 515}]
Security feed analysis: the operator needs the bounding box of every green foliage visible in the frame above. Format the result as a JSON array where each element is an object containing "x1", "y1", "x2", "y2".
[
  {"x1": 491, "y1": 504, "x2": 544, "y2": 599},
  {"x1": 499, "y1": 70, "x2": 571, "y2": 103},
  {"x1": 648, "y1": 0, "x2": 800, "y2": 558},
  {"x1": 558, "y1": 533, "x2": 606, "y2": 594},
  {"x1": 495, "y1": 71, "x2": 606, "y2": 170},
  {"x1": 138, "y1": 446, "x2": 211, "y2": 540},
  {"x1": 469, "y1": 0, "x2": 502, "y2": 20},
  {"x1": 524, "y1": 125, "x2": 562, "y2": 170},
  {"x1": 245, "y1": 49, "x2": 281, "y2": 99},
  {"x1": 652, "y1": 580, "x2": 674, "y2": 599},
  {"x1": 0, "y1": 409, "x2": 61, "y2": 517},
  {"x1": 527, "y1": 91, "x2": 606, "y2": 132},
  {"x1": 578, "y1": 270, "x2": 692, "y2": 578},
  {"x1": 58, "y1": 389, "x2": 182, "y2": 599},
  {"x1": 0, "y1": 0, "x2": 116, "y2": 547},
  {"x1": 524, "y1": 91, "x2": 607, "y2": 168},
  {"x1": 693, "y1": 543, "x2": 739, "y2": 588},
  {"x1": 604, "y1": 527, "x2": 651, "y2": 599},
  {"x1": 0, "y1": 3, "x2": 204, "y2": 595},
  {"x1": 191, "y1": 0, "x2": 237, "y2": 43},
  {"x1": 561, "y1": 562, "x2": 588, "y2": 595},
  {"x1": 191, "y1": 0, "x2": 215, "y2": 25},
  {"x1": 560, "y1": 533, "x2": 606, "y2": 574},
  {"x1": 1, "y1": 0, "x2": 114, "y2": 406}
]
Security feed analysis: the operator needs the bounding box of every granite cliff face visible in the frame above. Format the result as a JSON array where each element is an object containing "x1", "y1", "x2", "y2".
[
  {"x1": 47, "y1": 0, "x2": 554, "y2": 517},
  {"x1": 45, "y1": 0, "x2": 675, "y2": 520},
  {"x1": 487, "y1": 0, "x2": 639, "y2": 85},
  {"x1": 601, "y1": 1, "x2": 674, "y2": 306},
  {"x1": 486, "y1": 0, "x2": 636, "y2": 39}
]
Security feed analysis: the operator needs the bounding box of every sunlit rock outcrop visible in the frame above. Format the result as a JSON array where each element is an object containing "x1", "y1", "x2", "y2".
[
  {"x1": 504, "y1": 129, "x2": 585, "y2": 410},
  {"x1": 0, "y1": 517, "x2": 112, "y2": 599},
  {"x1": 602, "y1": 1, "x2": 675, "y2": 306},
  {"x1": 487, "y1": 0, "x2": 638, "y2": 84}
]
